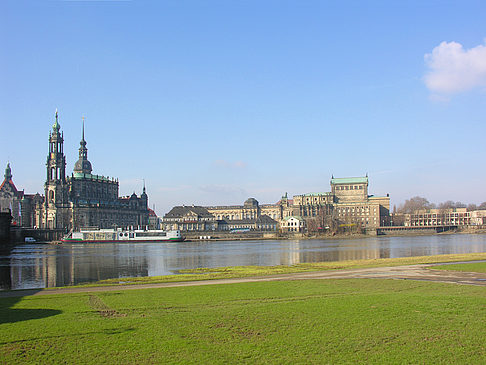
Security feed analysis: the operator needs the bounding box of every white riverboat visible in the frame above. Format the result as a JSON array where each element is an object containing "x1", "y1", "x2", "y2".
[{"x1": 61, "y1": 228, "x2": 184, "y2": 243}]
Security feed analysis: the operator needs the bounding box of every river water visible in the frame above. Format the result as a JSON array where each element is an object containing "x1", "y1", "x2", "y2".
[{"x1": 1, "y1": 233, "x2": 486, "y2": 290}]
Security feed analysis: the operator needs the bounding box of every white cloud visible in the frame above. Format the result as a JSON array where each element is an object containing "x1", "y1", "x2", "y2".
[{"x1": 424, "y1": 40, "x2": 486, "y2": 96}]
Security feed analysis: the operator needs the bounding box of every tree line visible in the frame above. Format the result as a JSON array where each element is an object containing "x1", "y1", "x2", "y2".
[{"x1": 394, "y1": 196, "x2": 486, "y2": 214}]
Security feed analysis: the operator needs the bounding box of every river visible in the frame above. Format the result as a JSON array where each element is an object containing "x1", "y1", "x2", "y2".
[{"x1": 1, "y1": 233, "x2": 486, "y2": 290}]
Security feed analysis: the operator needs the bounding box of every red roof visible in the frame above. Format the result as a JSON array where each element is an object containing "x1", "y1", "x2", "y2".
[{"x1": 0, "y1": 178, "x2": 19, "y2": 196}]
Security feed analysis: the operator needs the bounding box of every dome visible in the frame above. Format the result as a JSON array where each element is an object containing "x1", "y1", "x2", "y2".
[
  {"x1": 74, "y1": 159, "x2": 92, "y2": 174},
  {"x1": 244, "y1": 198, "x2": 259, "y2": 207}
]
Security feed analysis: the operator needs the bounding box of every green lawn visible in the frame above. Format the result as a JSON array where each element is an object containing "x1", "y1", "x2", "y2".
[
  {"x1": 1, "y1": 279, "x2": 485, "y2": 364},
  {"x1": 434, "y1": 261, "x2": 486, "y2": 273}
]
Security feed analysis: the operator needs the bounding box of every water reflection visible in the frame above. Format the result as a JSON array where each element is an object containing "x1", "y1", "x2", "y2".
[{"x1": 1, "y1": 234, "x2": 486, "y2": 290}]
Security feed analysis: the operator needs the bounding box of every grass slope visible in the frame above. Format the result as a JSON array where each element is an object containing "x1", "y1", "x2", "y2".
[
  {"x1": 434, "y1": 261, "x2": 486, "y2": 273},
  {"x1": 1, "y1": 279, "x2": 485, "y2": 364}
]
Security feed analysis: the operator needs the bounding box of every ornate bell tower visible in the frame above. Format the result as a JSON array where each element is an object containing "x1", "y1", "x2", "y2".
[{"x1": 44, "y1": 110, "x2": 70, "y2": 229}]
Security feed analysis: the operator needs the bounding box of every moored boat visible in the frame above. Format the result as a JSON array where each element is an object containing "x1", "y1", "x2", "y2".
[{"x1": 61, "y1": 228, "x2": 184, "y2": 243}]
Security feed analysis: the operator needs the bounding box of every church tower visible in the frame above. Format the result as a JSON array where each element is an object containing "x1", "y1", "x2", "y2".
[
  {"x1": 44, "y1": 110, "x2": 70, "y2": 229},
  {"x1": 73, "y1": 118, "x2": 93, "y2": 174}
]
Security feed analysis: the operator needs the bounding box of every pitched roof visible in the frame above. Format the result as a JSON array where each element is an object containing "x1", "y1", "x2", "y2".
[
  {"x1": 256, "y1": 215, "x2": 277, "y2": 224},
  {"x1": 164, "y1": 205, "x2": 214, "y2": 219},
  {"x1": 0, "y1": 178, "x2": 19, "y2": 196}
]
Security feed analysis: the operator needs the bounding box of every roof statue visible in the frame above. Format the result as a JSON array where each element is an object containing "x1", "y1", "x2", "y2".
[
  {"x1": 52, "y1": 109, "x2": 60, "y2": 132},
  {"x1": 4, "y1": 162, "x2": 12, "y2": 181}
]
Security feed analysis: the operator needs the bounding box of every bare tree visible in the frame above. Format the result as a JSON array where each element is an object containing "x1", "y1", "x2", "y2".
[
  {"x1": 306, "y1": 217, "x2": 319, "y2": 234},
  {"x1": 391, "y1": 213, "x2": 405, "y2": 226},
  {"x1": 397, "y1": 196, "x2": 433, "y2": 214},
  {"x1": 438, "y1": 201, "x2": 466, "y2": 210},
  {"x1": 467, "y1": 203, "x2": 478, "y2": 211},
  {"x1": 438, "y1": 200, "x2": 455, "y2": 210}
]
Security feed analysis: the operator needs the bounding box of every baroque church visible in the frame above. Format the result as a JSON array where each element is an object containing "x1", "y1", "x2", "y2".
[{"x1": 34, "y1": 111, "x2": 149, "y2": 230}]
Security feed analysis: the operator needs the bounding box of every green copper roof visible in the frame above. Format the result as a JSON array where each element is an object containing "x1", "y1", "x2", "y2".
[
  {"x1": 330, "y1": 177, "x2": 368, "y2": 185},
  {"x1": 73, "y1": 172, "x2": 115, "y2": 182},
  {"x1": 302, "y1": 192, "x2": 330, "y2": 197}
]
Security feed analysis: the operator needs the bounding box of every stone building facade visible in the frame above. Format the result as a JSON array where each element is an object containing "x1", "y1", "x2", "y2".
[
  {"x1": 291, "y1": 176, "x2": 390, "y2": 229},
  {"x1": 207, "y1": 198, "x2": 284, "y2": 221},
  {"x1": 280, "y1": 216, "x2": 305, "y2": 232},
  {"x1": 35, "y1": 111, "x2": 148, "y2": 230},
  {"x1": 162, "y1": 176, "x2": 390, "y2": 232},
  {"x1": 0, "y1": 163, "x2": 23, "y2": 226},
  {"x1": 330, "y1": 177, "x2": 390, "y2": 228},
  {"x1": 162, "y1": 205, "x2": 217, "y2": 231},
  {"x1": 0, "y1": 163, "x2": 43, "y2": 227},
  {"x1": 403, "y1": 207, "x2": 486, "y2": 227},
  {"x1": 161, "y1": 203, "x2": 278, "y2": 232}
]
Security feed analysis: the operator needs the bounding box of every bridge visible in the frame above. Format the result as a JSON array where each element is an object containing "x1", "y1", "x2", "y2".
[{"x1": 376, "y1": 225, "x2": 458, "y2": 235}]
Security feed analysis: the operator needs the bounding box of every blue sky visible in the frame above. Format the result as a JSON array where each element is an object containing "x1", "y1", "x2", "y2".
[{"x1": 1, "y1": 0, "x2": 486, "y2": 215}]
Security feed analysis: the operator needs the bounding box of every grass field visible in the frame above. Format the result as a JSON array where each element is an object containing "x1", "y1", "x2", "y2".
[
  {"x1": 1, "y1": 279, "x2": 486, "y2": 364},
  {"x1": 77, "y1": 252, "x2": 486, "y2": 288},
  {"x1": 434, "y1": 261, "x2": 486, "y2": 273}
]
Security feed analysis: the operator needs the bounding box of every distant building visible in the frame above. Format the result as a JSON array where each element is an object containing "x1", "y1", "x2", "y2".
[
  {"x1": 163, "y1": 176, "x2": 391, "y2": 232},
  {"x1": 35, "y1": 111, "x2": 148, "y2": 230},
  {"x1": 148, "y1": 208, "x2": 158, "y2": 229},
  {"x1": 330, "y1": 176, "x2": 390, "y2": 228},
  {"x1": 403, "y1": 207, "x2": 486, "y2": 227},
  {"x1": 162, "y1": 205, "x2": 217, "y2": 231},
  {"x1": 280, "y1": 216, "x2": 305, "y2": 233},
  {"x1": 0, "y1": 163, "x2": 22, "y2": 226},
  {"x1": 218, "y1": 215, "x2": 278, "y2": 232},
  {"x1": 206, "y1": 198, "x2": 280, "y2": 231},
  {"x1": 0, "y1": 163, "x2": 43, "y2": 227},
  {"x1": 470, "y1": 210, "x2": 486, "y2": 226},
  {"x1": 292, "y1": 176, "x2": 390, "y2": 229},
  {"x1": 161, "y1": 202, "x2": 278, "y2": 232}
]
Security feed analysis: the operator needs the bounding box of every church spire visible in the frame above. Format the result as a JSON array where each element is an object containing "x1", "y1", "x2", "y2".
[
  {"x1": 82, "y1": 116, "x2": 85, "y2": 143},
  {"x1": 73, "y1": 116, "x2": 92, "y2": 174}
]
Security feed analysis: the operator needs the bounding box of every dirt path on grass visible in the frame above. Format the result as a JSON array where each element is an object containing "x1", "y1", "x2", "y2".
[{"x1": 2, "y1": 264, "x2": 486, "y2": 298}]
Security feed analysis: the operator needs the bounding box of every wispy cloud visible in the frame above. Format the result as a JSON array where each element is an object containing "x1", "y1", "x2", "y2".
[
  {"x1": 424, "y1": 40, "x2": 486, "y2": 97},
  {"x1": 212, "y1": 160, "x2": 248, "y2": 170}
]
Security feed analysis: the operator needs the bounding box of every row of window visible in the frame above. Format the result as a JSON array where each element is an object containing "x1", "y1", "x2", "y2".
[
  {"x1": 336, "y1": 206, "x2": 376, "y2": 214},
  {"x1": 411, "y1": 213, "x2": 469, "y2": 218},
  {"x1": 335, "y1": 185, "x2": 364, "y2": 191}
]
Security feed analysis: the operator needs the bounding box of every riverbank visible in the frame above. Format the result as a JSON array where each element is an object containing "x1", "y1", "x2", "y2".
[
  {"x1": 3, "y1": 252, "x2": 480, "y2": 292},
  {"x1": 183, "y1": 227, "x2": 486, "y2": 242}
]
